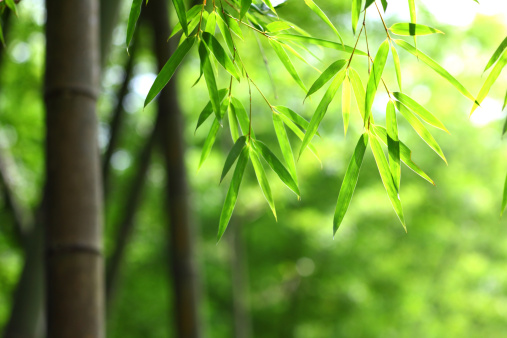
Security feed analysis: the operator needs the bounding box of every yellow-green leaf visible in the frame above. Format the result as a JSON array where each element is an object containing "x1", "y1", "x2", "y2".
[
  {"x1": 389, "y1": 23, "x2": 443, "y2": 36},
  {"x1": 342, "y1": 75, "x2": 351, "y2": 136},
  {"x1": 202, "y1": 32, "x2": 240, "y2": 81},
  {"x1": 195, "y1": 88, "x2": 229, "y2": 133},
  {"x1": 502, "y1": 173, "x2": 507, "y2": 216},
  {"x1": 365, "y1": 40, "x2": 389, "y2": 125},
  {"x1": 269, "y1": 39, "x2": 307, "y2": 92},
  {"x1": 276, "y1": 34, "x2": 367, "y2": 55},
  {"x1": 228, "y1": 99, "x2": 240, "y2": 142},
  {"x1": 391, "y1": 44, "x2": 402, "y2": 91},
  {"x1": 240, "y1": 0, "x2": 252, "y2": 20},
  {"x1": 348, "y1": 67, "x2": 366, "y2": 120},
  {"x1": 393, "y1": 92, "x2": 449, "y2": 133},
  {"x1": 273, "y1": 113, "x2": 298, "y2": 184},
  {"x1": 304, "y1": 0, "x2": 344, "y2": 45},
  {"x1": 386, "y1": 101, "x2": 400, "y2": 191},
  {"x1": 484, "y1": 36, "x2": 507, "y2": 72},
  {"x1": 199, "y1": 42, "x2": 222, "y2": 122},
  {"x1": 305, "y1": 59, "x2": 347, "y2": 100},
  {"x1": 169, "y1": 5, "x2": 201, "y2": 39},
  {"x1": 250, "y1": 147, "x2": 277, "y2": 219},
  {"x1": 278, "y1": 114, "x2": 322, "y2": 166},
  {"x1": 199, "y1": 119, "x2": 221, "y2": 170},
  {"x1": 471, "y1": 51, "x2": 507, "y2": 115}
]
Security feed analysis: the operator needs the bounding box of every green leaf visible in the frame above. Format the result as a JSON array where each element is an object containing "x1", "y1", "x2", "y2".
[
  {"x1": 333, "y1": 133, "x2": 368, "y2": 234},
  {"x1": 391, "y1": 44, "x2": 402, "y2": 91},
  {"x1": 205, "y1": 11, "x2": 217, "y2": 34},
  {"x1": 369, "y1": 130, "x2": 406, "y2": 230},
  {"x1": 299, "y1": 68, "x2": 347, "y2": 157},
  {"x1": 5, "y1": 0, "x2": 18, "y2": 17},
  {"x1": 503, "y1": 89, "x2": 507, "y2": 111},
  {"x1": 202, "y1": 32, "x2": 240, "y2": 81},
  {"x1": 267, "y1": 21, "x2": 292, "y2": 32},
  {"x1": 395, "y1": 101, "x2": 447, "y2": 164},
  {"x1": 393, "y1": 92, "x2": 449, "y2": 133},
  {"x1": 231, "y1": 98, "x2": 252, "y2": 137},
  {"x1": 215, "y1": 13, "x2": 236, "y2": 56},
  {"x1": 373, "y1": 125, "x2": 434, "y2": 185},
  {"x1": 365, "y1": 40, "x2": 389, "y2": 125},
  {"x1": 278, "y1": 42, "x2": 321, "y2": 73},
  {"x1": 172, "y1": 0, "x2": 188, "y2": 36},
  {"x1": 262, "y1": 0, "x2": 278, "y2": 15},
  {"x1": 221, "y1": 10, "x2": 243, "y2": 39},
  {"x1": 199, "y1": 119, "x2": 221, "y2": 170},
  {"x1": 195, "y1": 89, "x2": 229, "y2": 133},
  {"x1": 278, "y1": 114, "x2": 322, "y2": 166},
  {"x1": 199, "y1": 42, "x2": 222, "y2": 122},
  {"x1": 217, "y1": 146, "x2": 249, "y2": 242},
  {"x1": 408, "y1": 0, "x2": 416, "y2": 23},
  {"x1": 145, "y1": 36, "x2": 195, "y2": 107},
  {"x1": 502, "y1": 173, "x2": 507, "y2": 216},
  {"x1": 342, "y1": 75, "x2": 351, "y2": 136},
  {"x1": 0, "y1": 21, "x2": 4, "y2": 46},
  {"x1": 471, "y1": 51, "x2": 507, "y2": 115},
  {"x1": 304, "y1": 0, "x2": 344, "y2": 44},
  {"x1": 253, "y1": 139, "x2": 300, "y2": 197},
  {"x1": 389, "y1": 23, "x2": 443, "y2": 36},
  {"x1": 351, "y1": 0, "x2": 361, "y2": 35},
  {"x1": 273, "y1": 113, "x2": 298, "y2": 184},
  {"x1": 274, "y1": 106, "x2": 314, "y2": 134},
  {"x1": 250, "y1": 147, "x2": 277, "y2": 219},
  {"x1": 240, "y1": 0, "x2": 252, "y2": 19},
  {"x1": 305, "y1": 59, "x2": 347, "y2": 100},
  {"x1": 394, "y1": 39, "x2": 476, "y2": 102},
  {"x1": 484, "y1": 36, "x2": 507, "y2": 72},
  {"x1": 276, "y1": 34, "x2": 367, "y2": 56},
  {"x1": 365, "y1": 0, "x2": 375, "y2": 9},
  {"x1": 348, "y1": 68, "x2": 366, "y2": 120},
  {"x1": 126, "y1": 0, "x2": 143, "y2": 50},
  {"x1": 269, "y1": 39, "x2": 307, "y2": 92},
  {"x1": 220, "y1": 136, "x2": 247, "y2": 182},
  {"x1": 169, "y1": 5, "x2": 201, "y2": 39},
  {"x1": 386, "y1": 101, "x2": 400, "y2": 191},
  {"x1": 227, "y1": 99, "x2": 240, "y2": 142},
  {"x1": 381, "y1": 0, "x2": 388, "y2": 11}
]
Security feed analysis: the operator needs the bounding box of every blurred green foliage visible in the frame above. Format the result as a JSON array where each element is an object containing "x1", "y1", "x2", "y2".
[{"x1": 1, "y1": 0, "x2": 507, "y2": 337}]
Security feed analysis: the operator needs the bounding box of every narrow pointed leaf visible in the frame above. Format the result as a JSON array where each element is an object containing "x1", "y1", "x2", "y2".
[
  {"x1": 305, "y1": 59, "x2": 347, "y2": 100},
  {"x1": 267, "y1": 21, "x2": 292, "y2": 32},
  {"x1": 0, "y1": 21, "x2": 4, "y2": 46},
  {"x1": 394, "y1": 39, "x2": 476, "y2": 102},
  {"x1": 202, "y1": 32, "x2": 240, "y2": 81},
  {"x1": 391, "y1": 44, "x2": 402, "y2": 91},
  {"x1": 349, "y1": 68, "x2": 366, "y2": 120},
  {"x1": 389, "y1": 23, "x2": 443, "y2": 36},
  {"x1": 199, "y1": 42, "x2": 222, "y2": 122},
  {"x1": 274, "y1": 106, "x2": 317, "y2": 136},
  {"x1": 278, "y1": 42, "x2": 321, "y2": 73},
  {"x1": 395, "y1": 101, "x2": 447, "y2": 164},
  {"x1": 502, "y1": 173, "x2": 507, "y2": 216},
  {"x1": 351, "y1": 0, "x2": 361, "y2": 35},
  {"x1": 253, "y1": 140, "x2": 300, "y2": 197},
  {"x1": 240, "y1": 0, "x2": 252, "y2": 19},
  {"x1": 373, "y1": 125, "x2": 434, "y2": 185},
  {"x1": 262, "y1": 0, "x2": 277, "y2": 15},
  {"x1": 333, "y1": 133, "x2": 368, "y2": 234},
  {"x1": 408, "y1": 0, "x2": 416, "y2": 24},
  {"x1": 381, "y1": 0, "x2": 388, "y2": 11},
  {"x1": 216, "y1": 13, "x2": 236, "y2": 56},
  {"x1": 304, "y1": 0, "x2": 344, "y2": 44},
  {"x1": 205, "y1": 11, "x2": 216, "y2": 33},
  {"x1": 195, "y1": 89, "x2": 228, "y2": 133},
  {"x1": 221, "y1": 10, "x2": 243, "y2": 39},
  {"x1": 250, "y1": 148, "x2": 277, "y2": 219},
  {"x1": 217, "y1": 146, "x2": 249, "y2": 242},
  {"x1": 471, "y1": 51, "x2": 507, "y2": 115},
  {"x1": 365, "y1": 40, "x2": 390, "y2": 125},
  {"x1": 484, "y1": 36, "x2": 507, "y2": 72},
  {"x1": 169, "y1": 5, "x2": 201, "y2": 39},
  {"x1": 231, "y1": 98, "x2": 253, "y2": 137},
  {"x1": 503, "y1": 89, "x2": 507, "y2": 111},
  {"x1": 228, "y1": 100, "x2": 240, "y2": 142},
  {"x1": 386, "y1": 101, "x2": 400, "y2": 191},
  {"x1": 276, "y1": 34, "x2": 367, "y2": 55},
  {"x1": 370, "y1": 131, "x2": 406, "y2": 230},
  {"x1": 172, "y1": 0, "x2": 188, "y2": 36},
  {"x1": 126, "y1": 0, "x2": 143, "y2": 49},
  {"x1": 199, "y1": 119, "x2": 221, "y2": 170},
  {"x1": 300, "y1": 68, "x2": 347, "y2": 157},
  {"x1": 342, "y1": 75, "x2": 351, "y2": 136},
  {"x1": 365, "y1": 0, "x2": 375, "y2": 9},
  {"x1": 273, "y1": 113, "x2": 298, "y2": 184},
  {"x1": 393, "y1": 92, "x2": 449, "y2": 133},
  {"x1": 269, "y1": 39, "x2": 307, "y2": 92},
  {"x1": 5, "y1": 0, "x2": 18, "y2": 17},
  {"x1": 145, "y1": 36, "x2": 195, "y2": 107},
  {"x1": 220, "y1": 136, "x2": 247, "y2": 182},
  {"x1": 278, "y1": 114, "x2": 322, "y2": 166}
]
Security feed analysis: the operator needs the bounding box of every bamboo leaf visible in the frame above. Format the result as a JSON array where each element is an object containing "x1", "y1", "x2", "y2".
[
  {"x1": 262, "y1": 0, "x2": 277, "y2": 15},
  {"x1": 391, "y1": 44, "x2": 402, "y2": 91},
  {"x1": 227, "y1": 99, "x2": 240, "y2": 142},
  {"x1": 300, "y1": 68, "x2": 347, "y2": 157},
  {"x1": 395, "y1": 101, "x2": 447, "y2": 164},
  {"x1": 250, "y1": 147, "x2": 277, "y2": 219},
  {"x1": 269, "y1": 39, "x2": 307, "y2": 92},
  {"x1": 195, "y1": 89, "x2": 229, "y2": 133},
  {"x1": 202, "y1": 32, "x2": 240, "y2": 81},
  {"x1": 502, "y1": 173, "x2": 507, "y2": 216},
  {"x1": 365, "y1": 0, "x2": 375, "y2": 9},
  {"x1": 408, "y1": 0, "x2": 416, "y2": 24},
  {"x1": 365, "y1": 40, "x2": 389, "y2": 125},
  {"x1": 381, "y1": 0, "x2": 388, "y2": 11},
  {"x1": 503, "y1": 89, "x2": 507, "y2": 111},
  {"x1": 217, "y1": 146, "x2": 249, "y2": 242},
  {"x1": 274, "y1": 106, "x2": 314, "y2": 134},
  {"x1": 172, "y1": 0, "x2": 188, "y2": 36},
  {"x1": 126, "y1": 0, "x2": 143, "y2": 50},
  {"x1": 471, "y1": 51, "x2": 507, "y2": 115},
  {"x1": 393, "y1": 92, "x2": 449, "y2": 133},
  {"x1": 145, "y1": 36, "x2": 195, "y2": 107},
  {"x1": 342, "y1": 75, "x2": 351, "y2": 136},
  {"x1": 199, "y1": 119, "x2": 221, "y2": 170},
  {"x1": 278, "y1": 41, "x2": 321, "y2": 74},
  {"x1": 389, "y1": 23, "x2": 443, "y2": 36},
  {"x1": 273, "y1": 113, "x2": 298, "y2": 184},
  {"x1": 276, "y1": 34, "x2": 367, "y2": 55},
  {"x1": 305, "y1": 59, "x2": 347, "y2": 100},
  {"x1": 394, "y1": 39, "x2": 476, "y2": 102},
  {"x1": 386, "y1": 101, "x2": 400, "y2": 191},
  {"x1": 348, "y1": 67, "x2": 366, "y2": 120},
  {"x1": 253, "y1": 139, "x2": 300, "y2": 197},
  {"x1": 215, "y1": 13, "x2": 236, "y2": 56},
  {"x1": 304, "y1": 0, "x2": 344, "y2": 44},
  {"x1": 373, "y1": 125, "x2": 434, "y2": 185},
  {"x1": 333, "y1": 133, "x2": 368, "y2": 234},
  {"x1": 222, "y1": 10, "x2": 243, "y2": 39},
  {"x1": 484, "y1": 36, "x2": 507, "y2": 72},
  {"x1": 278, "y1": 114, "x2": 322, "y2": 166},
  {"x1": 231, "y1": 98, "x2": 253, "y2": 137},
  {"x1": 5, "y1": 0, "x2": 17, "y2": 17},
  {"x1": 267, "y1": 21, "x2": 293, "y2": 32},
  {"x1": 169, "y1": 5, "x2": 201, "y2": 39},
  {"x1": 351, "y1": 0, "x2": 361, "y2": 35},
  {"x1": 220, "y1": 136, "x2": 247, "y2": 182},
  {"x1": 199, "y1": 42, "x2": 222, "y2": 122},
  {"x1": 240, "y1": 0, "x2": 252, "y2": 19},
  {"x1": 370, "y1": 130, "x2": 406, "y2": 230},
  {"x1": 0, "y1": 21, "x2": 4, "y2": 46},
  {"x1": 205, "y1": 10, "x2": 216, "y2": 33}
]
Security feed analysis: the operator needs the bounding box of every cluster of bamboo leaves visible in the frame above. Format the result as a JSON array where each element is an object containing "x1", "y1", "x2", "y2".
[{"x1": 127, "y1": 0, "x2": 482, "y2": 241}]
